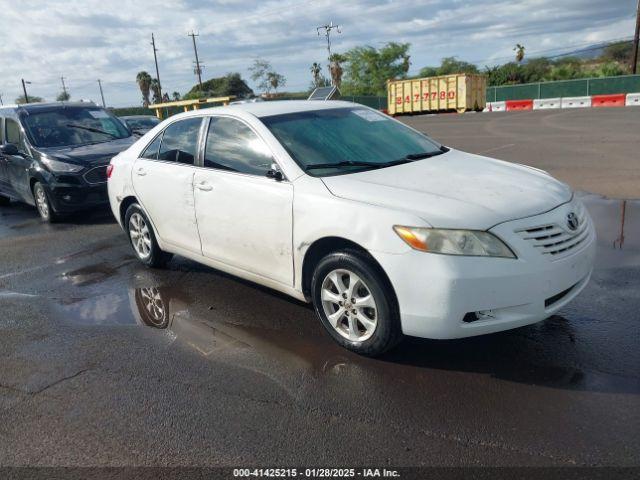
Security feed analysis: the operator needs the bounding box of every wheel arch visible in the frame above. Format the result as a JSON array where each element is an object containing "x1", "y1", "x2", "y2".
[{"x1": 300, "y1": 236, "x2": 397, "y2": 306}]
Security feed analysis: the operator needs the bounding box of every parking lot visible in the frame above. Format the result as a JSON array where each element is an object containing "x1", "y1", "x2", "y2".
[{"x1": 0, "y1": 108, "x2": 638, "y2": 467}]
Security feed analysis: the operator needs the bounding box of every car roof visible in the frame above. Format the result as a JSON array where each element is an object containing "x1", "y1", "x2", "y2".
[
  {"x1": 120, "y1": 115, "x2": 158, "y2": 119},
  {"x1": 226, "y1": 100, "x2": 360, "y2": 117},
  {"x1": 168, "y1": 100, "x2": 364, "y2": 122},
  {"x1": 0, "y1": 101, "x2": 100, "y2": 113}
]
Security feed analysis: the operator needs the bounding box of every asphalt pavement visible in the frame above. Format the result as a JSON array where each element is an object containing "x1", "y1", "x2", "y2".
[{"x1": 0, "y1": 108, "x2": 639, "y2": 469}]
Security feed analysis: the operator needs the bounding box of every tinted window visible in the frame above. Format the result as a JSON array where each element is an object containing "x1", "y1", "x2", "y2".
[
  {"x1": 141, "y1": 135, "x2": 162, "y2": 160},
  {"x1": 204, "y1": 117, "x2": 273, "y2": 175},
  {"x1": 158, "y1": 118, "x2": 202, "y2": 165},
  {"x1": 6, "y1": 119, "x2": 22, "y2": 144},
  {"x1": 261, "y1": 107, "x2": 443, "y2": 176},
  {"x1": 22, "y1": 107, "x2": 130, "y2": 147},
  {"x1": 124, "y1": 117, "x2": 160, "y2": 130}
]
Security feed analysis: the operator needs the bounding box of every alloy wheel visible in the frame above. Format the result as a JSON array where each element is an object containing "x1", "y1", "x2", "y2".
[
  {"x1": 320, "y1": 268, "x2": 378, "y2": 342},
  {"x1": 35, "y1": 185, "x2": 49, "y2": 219},
  {"x1": 129, "y1": 212, "x2": 152, "y2": 259}
]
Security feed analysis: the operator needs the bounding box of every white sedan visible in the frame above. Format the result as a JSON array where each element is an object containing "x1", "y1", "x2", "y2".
[{"x1": 107, "y1": 101, "x2": 595, "y2": 356}]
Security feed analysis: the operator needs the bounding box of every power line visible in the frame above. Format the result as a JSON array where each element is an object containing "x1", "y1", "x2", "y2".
[
  {"x1": 60, "y1": 76, "x2": 68, "y2": 98},
  {"x1": 97, "y1": 79, "x2": 106, "y2": 107},
  {"x1": 316, "y1": 21, "x2": 341, "y2": 85},
  {"x1": 633, "y1": 0, "x2": 639, "y2": 74},
  {"x1": 188, "y1": 31, "x2": 203, "y2": 90},
  {"x1": 151, "y1": 33, "x2": 163, "y2": 100}
]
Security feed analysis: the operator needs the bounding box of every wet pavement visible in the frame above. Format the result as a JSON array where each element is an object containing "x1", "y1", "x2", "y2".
[{"x1": 0, "y1": 193, "x2": 638, "y2": 466}]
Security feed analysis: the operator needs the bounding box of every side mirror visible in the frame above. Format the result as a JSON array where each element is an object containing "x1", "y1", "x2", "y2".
[
  {"x1": 266, "y1": 163, "x2": 284, "y2": 182},
  {"x1": 0, "y1": 143, "x2": 19, "y2": 156}
]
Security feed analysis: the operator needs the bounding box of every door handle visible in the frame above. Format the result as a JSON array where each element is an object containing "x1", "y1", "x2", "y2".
[
  {"x1": 195, "y1": 182, "x2": 213, "y2": 192},
  {"x1": 135, "y1": 167, "x2": 147, "y2": 176}
]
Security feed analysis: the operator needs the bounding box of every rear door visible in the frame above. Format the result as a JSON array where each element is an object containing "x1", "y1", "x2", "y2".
[
  {"x1": 4, "y1": 117, "x2": 33, "y2": 202},
  {"x1": 193, "y1": 115, "x2": 294, "y2": 285},
  {"x1": 131, "y1": 116, "x2": 203, "y2": 254}
]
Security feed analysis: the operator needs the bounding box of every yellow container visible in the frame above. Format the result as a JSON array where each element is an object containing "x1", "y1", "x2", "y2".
[{"x1": 387, "y1": 74, "x2": 487, "y2": 115}]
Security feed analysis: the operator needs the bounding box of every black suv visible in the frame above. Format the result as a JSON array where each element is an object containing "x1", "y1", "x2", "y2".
[{"x1": 0, "y1": 102, "x2": 135, "y2": 222}]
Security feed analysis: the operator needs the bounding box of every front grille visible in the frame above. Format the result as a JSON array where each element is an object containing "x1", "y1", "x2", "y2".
[
  {"x1": 83, "y1": 165, "x2": 108, "y2": 184},
  {"x1": 515, "y1": 202, "x2": 589, "y2": 258}
]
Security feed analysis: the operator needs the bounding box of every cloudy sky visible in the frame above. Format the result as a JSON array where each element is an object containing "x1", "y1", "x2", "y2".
[{"x1": 0, "y1": 0, "x2": 636, "y2": 107}]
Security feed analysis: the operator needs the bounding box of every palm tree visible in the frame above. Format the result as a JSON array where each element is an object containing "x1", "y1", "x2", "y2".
[
  {"x1": 267, "y1": 72, "x2": 286, "y2": 93},
  {"x1": 172, "y1": 91, "x2": 180, "y2": 101},
  {"x1": 150, "y1": 78, "x2": 161, "y2": 104},
  {"x1": 310, "y1": 62, "x2": 322, "y2": 87},
  {"x1": 329, "y1": 54, "x2": 345, "y2": 88},
  {"x1": 514, "y1": 44, "x2": 525, "y2": 63},
  {"x1": 136, "y1": 71, "x2": 152, "y2": 106}
]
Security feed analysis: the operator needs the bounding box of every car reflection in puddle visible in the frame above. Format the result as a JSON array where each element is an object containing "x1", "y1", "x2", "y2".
[{"x1": 53, "y1": 192, "x2": 639, "y2": 396}]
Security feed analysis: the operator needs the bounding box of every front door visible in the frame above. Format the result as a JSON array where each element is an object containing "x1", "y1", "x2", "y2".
[
  {"x1": 4, "y1": 118, "x2": 33, "y2": 202},
  {"x1": 132, "y1": 117, "x2": 203, "y2": 254},
  {"x1": 193, "y1": 116, "x2": 294, "y2": 286}
]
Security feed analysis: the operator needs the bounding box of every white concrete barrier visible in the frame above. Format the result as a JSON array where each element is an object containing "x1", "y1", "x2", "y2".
[
  {"x1": 561, "y1": 96, "x2": 591, "y2": 108},
  {"x1": 486, "y1": 101, "x2": 506, "y2": 112},
  {"x1": 533, "y1": 98, "x2": 561, "y2": 110},
  {"x1": 626, "y1": 93, "x2": 640, "y2": 106}
]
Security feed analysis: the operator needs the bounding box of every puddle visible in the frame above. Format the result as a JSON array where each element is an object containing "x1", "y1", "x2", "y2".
[{"x1": 60, "y1": 258, "x2": 134, "y2": 286}]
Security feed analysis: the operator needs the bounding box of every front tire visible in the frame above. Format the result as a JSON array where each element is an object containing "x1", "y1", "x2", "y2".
[
  {"x1": 311, "y1": 249, "x2": 402, "y2": 356},
  {"x1": 124, "y1": 203, "x2": 172, "y2": 268},
  {"x1": 33, "y1": 182, "x2": 59, "y2": 223}
]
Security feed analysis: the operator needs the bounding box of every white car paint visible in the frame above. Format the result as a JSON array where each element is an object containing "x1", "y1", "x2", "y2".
[{"x1": 108, "y1": 100, "x2": 595, "y2": 340}]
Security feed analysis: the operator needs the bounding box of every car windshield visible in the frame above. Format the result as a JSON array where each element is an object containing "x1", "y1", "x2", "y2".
[
  {"x1": 22, "y1": 107, "x2": 131, "y2": 148},
  {"x1": 261, "y1": 107, "x2": 445, "y2": 176},
  {"x1": 124, "y1": 117, "x2": 160, "y2": 130}
]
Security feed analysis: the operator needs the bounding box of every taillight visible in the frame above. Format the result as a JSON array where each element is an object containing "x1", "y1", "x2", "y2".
[{"x1": 106, "y1": 164, "x2": 114, "y2": 179}]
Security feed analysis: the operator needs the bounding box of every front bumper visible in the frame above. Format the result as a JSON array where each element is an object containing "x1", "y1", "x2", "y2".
[
  {"x1": 45, "y1": 181, "x2": 110, "y2": 213},
  {"x1": 371, "y1": 201, "x2": 596, "y2": 339}
]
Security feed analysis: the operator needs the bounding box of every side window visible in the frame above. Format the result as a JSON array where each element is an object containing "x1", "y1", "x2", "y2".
[
  {"x1": 141, "y1": 134, "x2": 162, "y2": 160},
  {"x1": 204, "y1": 117, "x2": 274, "y2": 175},
  {"x1": 157, "y1": 117, "x2": 202, "y2": 165},
  {"x1": 5, "y1": 119, "x2": 22, "y2": 145}
]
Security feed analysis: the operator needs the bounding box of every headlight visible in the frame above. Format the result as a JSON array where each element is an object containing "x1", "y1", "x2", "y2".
[
  {"x1": 41, "y1": 157, "x2": 84, "y2": 173},
  {"x1": 393, "y1": 226, "x2": 515, "y2": 258}
]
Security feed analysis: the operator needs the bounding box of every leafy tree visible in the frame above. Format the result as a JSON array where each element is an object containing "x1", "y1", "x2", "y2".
[
  {"x1": 603, "y1": 41, "x2": 633, "y2": 63},
  {"x1": 418, "y1": 57, "x2": 478, "y2": 78},
  {"x1": 514, "y1": 44, "x2": 525, "y2": 63},
  {"x1": 172, "y1": 91, "x2": 181, "y2": 101},
  {"x1": 15, "y1": 95, "x2": 43, "y2": 104},
  {"x1": 250, "y1": 58, "x2": 273, "y2": 93},
  {"x1": 136, "y1": 71, "x2": 152, "y2": 106},
  {"x1": 56, "y1": 91, "x2": 70, "y2": 101},
  {"x1": 521, "y1": 57, "x2": 551, "y2": 83},
  {"x1": 484, "y1": 62, "x2": 524, "y2": 85},
  {"x1": 267, "y1": 72, "x2": 286, "y2": 93},
  {"x1": 340, "y1": 42, "x2": 411, "y2": 96},
  {"x1": 184, "y1": 73, "x2": 254, "y2": 100},
  {"x1": 310, "y1": 62, "x2": 328, "y2": 88}
]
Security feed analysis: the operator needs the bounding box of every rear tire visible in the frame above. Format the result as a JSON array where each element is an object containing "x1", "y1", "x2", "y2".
[
  {"x1": 33, "y1": 182, "x2": 60, "y2": 223},
  {"x1": 311, "y1": 249, "x2": 403, "y2": 357},
  {"x1": 124, "y1": 203, "x2": 172, "y2": 268}
]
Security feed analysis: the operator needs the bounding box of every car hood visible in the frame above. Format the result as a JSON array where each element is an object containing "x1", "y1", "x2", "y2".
[
  {"x1": 37, "y1": 136, "x2": 136, "y2": 166},
  {"x1": 320, "y1": 149, "x2": 572, "y2": 230}
]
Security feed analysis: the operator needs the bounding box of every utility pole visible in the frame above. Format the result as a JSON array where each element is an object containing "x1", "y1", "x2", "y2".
[
  {"x1": 633, "y1": 0, "x2": 640, "y2": 74},
  {"x1": 317, "y1": 22, "x2": 341, "y2": 84},
  {"x1": 60, "y1": 76, "x2": 68, "y2": 99},
  {"x1": 188, "y1": 31, "x2": 203, "y2": 90},
  {"x1": 21, "y1": 79, "x2": 30, "y2": 104},
  {"x1": 151, "y1": 33, "x2": 163, "y2": 100},
  {"x1": 97, "y1": 79, "x2": 106, "y2": 107}
]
